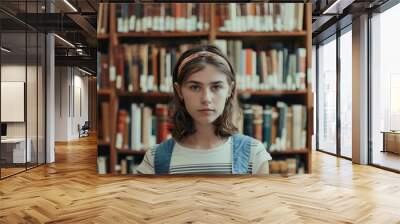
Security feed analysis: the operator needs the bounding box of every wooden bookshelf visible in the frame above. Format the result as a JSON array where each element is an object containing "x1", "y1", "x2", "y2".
[
  {"x1": 98, "y1": 140, "x2": 110, "y2": 147},
  {"x1": 239, "y1": 90, "x2": 308, "y2": 96},
  {"x1": 116, "y1": 31, "x2": 306, "y2": 39},
  {"x1": 216, "y1": 31, "x2": 307, "y2": 38},
  {"x1": 116, "y1": 92, "x2": 173, "y2": 97},
  {"x1": 270, "y1": 149, "x2": 309, "y2": 155},
  {"x1": 97, "y1": 3, "x2": 314, "y2": 175},
  {"x1": 97, "y1": 34, "x2": 109, "y2": 40},
  {"x1": 117, "y1": 149, "x2": 147, "y2": 155},
  {"x1": 98, "y1": 88, "x2": 112, "y2": 96}
]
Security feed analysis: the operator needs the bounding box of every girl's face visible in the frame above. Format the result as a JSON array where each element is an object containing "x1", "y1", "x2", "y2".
[{"x1": 176, "y1": 64, "x2": 233, "y2": 126}]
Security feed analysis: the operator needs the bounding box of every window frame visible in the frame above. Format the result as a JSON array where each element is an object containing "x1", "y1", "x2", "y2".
[{"x1": 314, "y1": 23, "x2": 353, "y2": 161}]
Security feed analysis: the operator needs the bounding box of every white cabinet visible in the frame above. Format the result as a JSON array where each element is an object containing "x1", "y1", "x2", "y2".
[{"x1": 1, "y1": 138, "x2": 32, "y2": 163}]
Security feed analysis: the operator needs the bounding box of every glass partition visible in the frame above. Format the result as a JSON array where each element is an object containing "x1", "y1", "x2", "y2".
[
  {"x1": 371, "y1": 3, "x2": 400, "y2": 171},
  {"x1": 317, "y1": 35, "x2": 337, "y2": 155},
  {"x1": 0, "y1": 0, "x2": 47, "y2": 179},
  {"x1": 1, "y1": 31, "x2": 28, "y2": 177}
]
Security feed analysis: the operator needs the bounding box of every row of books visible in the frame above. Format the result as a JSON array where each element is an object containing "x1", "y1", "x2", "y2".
[
  {"x1": 215, "y1": 40, "x2": 307, "y2": 90},
  {"x1": 115, "y1": 3, "x2": 210, "y2": 33},
  {"x1": 98, "y1": 42, "x2": 307, "y2": 91},
  {"x1": 97, "y1": 156, "x2": 108, "y2": 174},
  {"x1": 97, "y1": 53, "x2": 108, "y2": 90},
  {"x1": 98, "y1": 101, "x2": 111, "y2": 143},
  {"x1": 111, "y1": 101, "x2": 306, "y2": 152},
  {"x1": 218, "y1": 3, "x2": 304, "y2": 32},
  {"x1": 236, "y1": 102, "x2": 307, "y2": 152},
  {"x1": 98, "y1": 43, "x2": 202, "y2": 92},
  {"x1": 98, "y1": 101, "x2": 307, "y2": 174},
  {"x1": 98, "y1": 3, "x2": 305, "y2": 34},
  {"x1": 117, "y1": 156, "x2": 142, "y2": 175},
  {"x1": 269, "y1": 157, "x2": 305, "y2": 174},
  {"x1": 115, "y1": 104, "x2": 171, "y2": 151}
]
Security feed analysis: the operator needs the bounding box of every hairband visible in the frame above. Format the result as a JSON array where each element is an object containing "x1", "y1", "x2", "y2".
[{"x1": 177, "y1": 51, "x2": 231, "y2": 76}]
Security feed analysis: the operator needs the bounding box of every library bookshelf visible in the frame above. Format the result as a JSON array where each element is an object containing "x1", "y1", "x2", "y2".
[{"x1": 97, "y1": 3, "x2": 313, "y2": 175}]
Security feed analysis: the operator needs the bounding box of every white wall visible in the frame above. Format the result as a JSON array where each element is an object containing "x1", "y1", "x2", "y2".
[
  {"x1": 55, "y1": 66, "x2": 69, "y2": 141},
  {"x1": 74, "y1": 70, "x2": 89, "y2": 139},
  {"x1": 55, "y1": 66, "x2": 89, "y2": 141},
  {"x1": 46, "y1": 33, "x2": 55, "y2": 163},
  {"x1": 1, "y1": 65, "x2": 31, "y2": 137},
  {"x1": 352, "y1": 14, "x2": 369, "y2": 164}
]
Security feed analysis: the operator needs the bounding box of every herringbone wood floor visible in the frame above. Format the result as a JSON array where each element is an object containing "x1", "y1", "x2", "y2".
[{"x1": 0, "y1": 135, "x2": 399, "y2": 224}]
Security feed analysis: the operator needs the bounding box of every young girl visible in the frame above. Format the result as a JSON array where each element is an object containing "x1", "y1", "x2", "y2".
[{"x1": 137, "y1": 45, "x2": 272, "y2": 175}]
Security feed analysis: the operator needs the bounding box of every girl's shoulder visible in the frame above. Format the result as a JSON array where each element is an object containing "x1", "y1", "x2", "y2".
[
  {"x1": 232, "y1": 133, "x2": 264, "y2": 146},
  {"x1": 149, "y1": 137, "x2": 178, "y2": 156},
  {"x1": 232, "y1": 134, "x2": 270, "y2": 155}
]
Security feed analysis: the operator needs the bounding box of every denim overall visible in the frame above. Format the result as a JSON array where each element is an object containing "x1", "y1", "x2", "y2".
[{"x1": 154, "y1": 133, "x2": 252, "y2": 174}]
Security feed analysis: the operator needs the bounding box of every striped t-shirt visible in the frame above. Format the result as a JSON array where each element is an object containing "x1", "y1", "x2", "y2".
[{"x1": 136, "y1": 136, "x2": 272, "y2": 175}]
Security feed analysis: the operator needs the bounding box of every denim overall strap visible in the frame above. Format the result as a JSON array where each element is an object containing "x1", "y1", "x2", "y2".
[
  {"x1": 154, "y1": 138, "x2": 175, "y2": 174},
  {"x1": 231, "y1": 134, "x2": 252, "y2": 174}
]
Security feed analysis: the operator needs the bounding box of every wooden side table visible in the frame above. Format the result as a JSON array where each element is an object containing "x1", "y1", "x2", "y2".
[{"x1": 381, "y1": 131, "x2": 400, "y2": 154}]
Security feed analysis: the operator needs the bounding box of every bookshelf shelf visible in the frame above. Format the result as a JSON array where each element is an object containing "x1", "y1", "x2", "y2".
[
  {"x1": 98, "y1": 140, "x2": 110, "y2": 147},
  {"x1": 239, "y1": 90, "x2": 308, "y2": 96},
  {"x1": 98, "y1": 88, "x2": 112, "y2": 95},
  {"x1": 97, "y1": 34, "x2": 109, "y2": 40},
  {"x1": 117, "y1": 92, "x2": 173, "y2": 97},
  {"x1": 116, "y1": 92, "x2": 173, "y2": 103},
  {"x1": 117, "y1": 149, "x2": 147, "y2": 155},
  {"x1": 97, "y1": 3, "x2": 314, "y2": 175},
  {"x1": 117, "y1": 31, "x2": 210, "y2": 38},
  {"x1": 270, "y1": 149, "x2": 309, "y2": 155},
  {"x1": 216, "y1": 31, "x2": 307, "y2": 38}
]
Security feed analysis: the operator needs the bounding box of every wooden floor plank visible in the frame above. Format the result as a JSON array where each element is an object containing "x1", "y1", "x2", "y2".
[{"x1": 0, "y1": 135, "x2": 399, "y2": 223}]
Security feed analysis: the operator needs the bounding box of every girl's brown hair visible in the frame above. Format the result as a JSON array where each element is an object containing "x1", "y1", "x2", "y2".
[{"x1": 170, "y1": 45, "x2": 239, "y2": 141}]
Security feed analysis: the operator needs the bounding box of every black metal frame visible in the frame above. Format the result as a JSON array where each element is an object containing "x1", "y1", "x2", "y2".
[
  {"x1": 315, "y1": 44, "x2": 319, "y2": 151},
  {"x1": 367, "y1": 10, "x2": 373, "y2": 166},
  {"x1": 336, "y1": 20, "x2": 341, "y2": 158}
]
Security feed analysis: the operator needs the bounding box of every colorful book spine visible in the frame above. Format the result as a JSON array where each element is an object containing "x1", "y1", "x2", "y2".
[
  {"x1": 156, "y1": 104, "x2": 171, "y2": 143},
  {"x1": 243, "y1": 104, "x2": 254, "y2": 137},
  {"x1": 262, "y1": 105, "x2": 272, "y2": 151}
]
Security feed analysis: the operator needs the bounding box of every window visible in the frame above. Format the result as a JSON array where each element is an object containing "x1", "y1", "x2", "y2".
[
  {"x1": 390, "y1": 74, "x2": 400, "y2": 130},
  {"x1": 339, "y1": 27, "x2": 352, "y2": 158},
  {"x1": 371, "y1": 2, "x2": 400, "y2": 171},
  {"x1": 317, "y1": 35, "x2": 337, "y2": 155}
]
